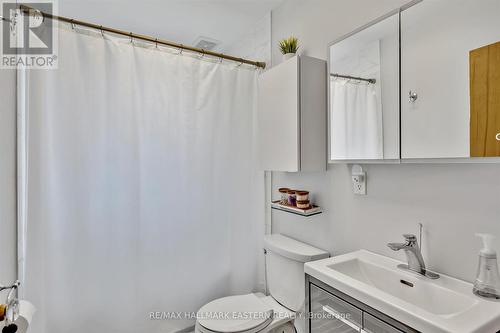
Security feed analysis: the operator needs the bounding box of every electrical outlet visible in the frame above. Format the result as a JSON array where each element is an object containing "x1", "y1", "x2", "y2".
[
  {"x1": 351, "y1": 165, "x2": 366, "y2": 195},
  {"x1": 352, "y1": 173, "x2": 366, "y2": 195}
]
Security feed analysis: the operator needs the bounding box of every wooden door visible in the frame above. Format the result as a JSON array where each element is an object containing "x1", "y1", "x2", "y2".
[{"x1": 470, "y1": 41, "x2": 500, "y2": 157}]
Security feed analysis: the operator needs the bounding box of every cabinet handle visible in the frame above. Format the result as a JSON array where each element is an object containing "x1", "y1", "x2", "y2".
[
  {"x1": 409, "y1": 91, "x2": 418, "y2": 103},
  {"x1": 322, "y1": 305, "x2": 362, "y2": 332}
]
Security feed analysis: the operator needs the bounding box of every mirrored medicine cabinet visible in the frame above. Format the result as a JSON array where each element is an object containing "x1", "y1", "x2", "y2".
[{"x1": 328, "y1": 0, "x2": 500, "y2": 163}]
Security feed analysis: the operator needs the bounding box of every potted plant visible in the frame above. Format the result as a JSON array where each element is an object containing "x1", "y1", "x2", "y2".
[{"x1": 279, "y1": 36, "x2": 299, "y2": 61}]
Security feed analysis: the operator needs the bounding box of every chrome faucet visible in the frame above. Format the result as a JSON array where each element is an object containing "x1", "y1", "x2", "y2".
[{"x1": 388, "y1": 234, "x2": 439, "y2": 279}]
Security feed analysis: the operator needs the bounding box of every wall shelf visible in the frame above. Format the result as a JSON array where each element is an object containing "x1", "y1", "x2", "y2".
[{"x1": 271, "y1": 201, "x2": 322, "y2": 217}]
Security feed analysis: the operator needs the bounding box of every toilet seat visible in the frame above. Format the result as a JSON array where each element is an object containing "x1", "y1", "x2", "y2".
[
  {"x1": 196, "y1": 294, "x2": 296, "y2": 333},
  {"x1": 197, "y1": 294, "x2": 274, "y2": 333}
]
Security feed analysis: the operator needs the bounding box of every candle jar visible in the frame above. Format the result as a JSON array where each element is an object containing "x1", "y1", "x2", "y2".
[
  {"x1": 297, "y1": 200, "x2": 310, "y2": 209},
  {"x1": 287, "y1": 190, "x2": 297, "y2": 206},
  {"x1": 296, "y1": 191, "x2": 309, "y2": 201},
  {"x1": 278, "y1": 188, "x2": 290, "y2": 205}
]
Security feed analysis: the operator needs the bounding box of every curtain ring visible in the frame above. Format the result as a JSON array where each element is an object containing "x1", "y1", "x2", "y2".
[
  {"x1": 199, "y1": 50, "x2": 205, "y2": 59},
  {"x1": 129, "y1": 32, "x2": 133, "y2": 44},
  {"x1": 155, "y1": 38, "x2": 159, "y2": 49},
  {"x1": 178, "y1": 45, "x2": 184, "y2": 55},
  {"x1": 70, "y1": 19, "x2": 75, "y2": 30},
  {"x1": 219, "y1": 56, "x2": 223, "y2": 64},
  {"x1": 100, "y1": 25, "x2": 104, "y2": 37}
]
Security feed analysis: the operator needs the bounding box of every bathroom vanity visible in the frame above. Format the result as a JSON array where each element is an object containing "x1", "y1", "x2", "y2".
[
  {"x1": 306, "y1": 276, "x2": 417, "y2": 333},
  {"x1": 305, "y1": 251, "x2": 500, "y2": 333}
]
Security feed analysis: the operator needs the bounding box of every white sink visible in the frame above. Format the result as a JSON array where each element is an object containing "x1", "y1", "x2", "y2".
[
  {"x1": 328, "y1": 258, "x2": 477, "y2": 316},
  {"x1": 305, "y1": 250, "x2": 500, "y2": 333}
]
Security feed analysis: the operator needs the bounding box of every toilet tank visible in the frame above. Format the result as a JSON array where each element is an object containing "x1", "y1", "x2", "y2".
[{"x1": 264, "y1": 234, "x2": 329, "y2": 312}]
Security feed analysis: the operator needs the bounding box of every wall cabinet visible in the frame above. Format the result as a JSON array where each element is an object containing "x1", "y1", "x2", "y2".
[
  {"x1": 258, "y1": 55, "x2": 326, "y2": 172},
  {"x1": 307, "y1": 276, "x2": 418, "y2": 333}
]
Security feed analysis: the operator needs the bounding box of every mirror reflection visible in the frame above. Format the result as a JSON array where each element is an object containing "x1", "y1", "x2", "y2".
[
  {"x1": 401, "y1": 0, "x2": 500, "y2": 159},
  {"x1": 329, "y1": 13, "x2": 400, "y2": 161}
]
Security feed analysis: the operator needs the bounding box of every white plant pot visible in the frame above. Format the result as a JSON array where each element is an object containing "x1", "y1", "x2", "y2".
[{"x1": 282, "y1": 53, "x2": 296, "y2": 61}]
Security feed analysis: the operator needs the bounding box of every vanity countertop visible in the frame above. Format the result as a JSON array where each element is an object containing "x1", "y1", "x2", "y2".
[{"x1": 305, "y1": 250, "x2": 500, "y2": 333}]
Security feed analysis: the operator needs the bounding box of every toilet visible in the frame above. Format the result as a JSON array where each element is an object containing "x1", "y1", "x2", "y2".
[{"x1": 195, "y1": 234, "x2": 329, "y2": 333}]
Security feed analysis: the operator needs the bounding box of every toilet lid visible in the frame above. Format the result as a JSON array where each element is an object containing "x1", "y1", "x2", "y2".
[{"x1": 197, "y1": 294, "x2": 274, "y2": 333}]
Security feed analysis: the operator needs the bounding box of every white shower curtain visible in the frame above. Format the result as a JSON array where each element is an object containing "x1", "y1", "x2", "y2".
[
  {"x1": 330, "y1": 80, "x2": 383, "y2": 160},
  {"x1": 22, "y1": 25, "x2": 263, "y2": 333}
]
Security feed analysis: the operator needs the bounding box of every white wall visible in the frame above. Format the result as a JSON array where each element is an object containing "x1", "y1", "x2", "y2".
[
  {"x1": 270, "y1": 0, "x2": 500, "y2": 283},
  {"x1": 58, "y1": 0, "x2": 281, "y2": 53},
  {"x1": 0, "y1": 68, "x2": 17, "y2": 284},
  {"x1": 225, "y1": 13, "x2": 272, "y2": 69}
]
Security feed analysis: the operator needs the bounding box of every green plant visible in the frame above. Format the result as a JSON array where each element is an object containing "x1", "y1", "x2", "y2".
[{"x1": 279, "y1": 36, "x2": 299, "y2": 55}]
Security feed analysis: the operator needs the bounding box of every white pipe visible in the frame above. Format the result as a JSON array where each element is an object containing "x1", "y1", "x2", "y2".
[{"x1": 16, "y1": 65, "x2": 28, "y2": 298}]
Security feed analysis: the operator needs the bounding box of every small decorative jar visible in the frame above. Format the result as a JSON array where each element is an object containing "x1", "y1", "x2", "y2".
[
  {"x1": 295, "y1": 190, "x2": 309, "y2": 201},
  {"x1": 278, "y1": 188, "x2": 290, "y2": 205},
  {"x1": 296, "y1": 200, "x2": 310, "y2": 209},
  {"x1": 287, "y1": 190, "x2": 297, "y2": 206}
]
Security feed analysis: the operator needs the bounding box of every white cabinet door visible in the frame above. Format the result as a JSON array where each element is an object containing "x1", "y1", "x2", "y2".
[
  {"x1": 401, "y1": 0, "x2": 500, "y2": 159},
  {"x1": 258, "y1": 56, "x2": 300, "y2": 171}
]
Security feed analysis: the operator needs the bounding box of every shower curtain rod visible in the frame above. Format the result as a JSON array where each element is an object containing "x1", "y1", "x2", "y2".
[
  {"x1": 18, "y1": 5, "x2": 267, "y2": 69},
  {"x1": 330, "y1": 73, "x2": 376, "y2": 84}
]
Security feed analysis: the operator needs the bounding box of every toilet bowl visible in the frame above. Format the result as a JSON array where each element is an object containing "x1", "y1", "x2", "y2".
[
  {"x1": 195, "y1": 234, "x2": 329, "y2": 333},
  {"x1": 195, "y1": 293, "x2": 294, "y2": 333}
]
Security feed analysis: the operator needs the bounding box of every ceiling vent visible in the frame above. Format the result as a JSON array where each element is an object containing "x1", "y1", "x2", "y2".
[{"x1": 193, "y1": 36, "x2": 221, "y2": 51}]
